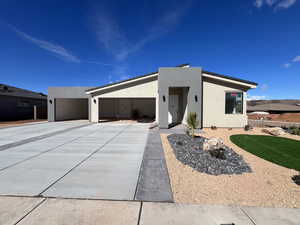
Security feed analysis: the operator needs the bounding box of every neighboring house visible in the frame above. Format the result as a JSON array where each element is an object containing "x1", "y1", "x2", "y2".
[
  {"x1": 48, "y1": 64, "x2": 257, "y2": 128},
  {"x1": 0, "y1": 84, "x2": 47, "y2": 121},
  {"x1": 247, "y1": 103, "x2": 300, "y2": 114}
]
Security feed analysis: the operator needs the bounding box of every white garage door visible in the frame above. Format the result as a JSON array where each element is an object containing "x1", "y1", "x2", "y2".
[{"x1": 55, "y1": 98, "x2": 88, "y2": 121}]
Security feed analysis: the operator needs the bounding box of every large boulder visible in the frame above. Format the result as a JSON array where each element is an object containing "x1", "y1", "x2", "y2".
[
  {"x1": 262, "y1": 127, "x2": 286, "y2": 136},
  {"x1": 202, "y1": 137, "x2": 224, "y2": 151}
]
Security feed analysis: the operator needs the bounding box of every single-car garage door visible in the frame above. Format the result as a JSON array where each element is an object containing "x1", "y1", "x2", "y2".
[
  {"x1": 55, "y1": 98, "x2": 88, "y2": 121},
  {"x1": 99, "y1": 98, "x2": 155, "y2": 120}
]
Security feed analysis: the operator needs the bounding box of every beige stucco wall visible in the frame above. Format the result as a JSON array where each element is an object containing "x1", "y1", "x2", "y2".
[
  {"x1": 89, "y1": 77, "x2": 158, "y2": 122},
  {"x1": 95, "y1": 78, "x2": 158, "y2": 98},
  {"x1": 202, "y1": 77, "x2": 248, "y2": 128}
]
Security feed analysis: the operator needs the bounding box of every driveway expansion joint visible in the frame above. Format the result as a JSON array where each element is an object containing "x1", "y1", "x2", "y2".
[
  {"x1": 239, "y1": 207, "x2": 257, "y2": 225},
  {"x1": 0, "y1": 123, "x2": 92, "y2": 151},
  {"x1": 37, "y1": 124, "x2": 132, "y2": 196},
  {"x1": 13, "y1": 198, "x2": 46, "y2": 225}
]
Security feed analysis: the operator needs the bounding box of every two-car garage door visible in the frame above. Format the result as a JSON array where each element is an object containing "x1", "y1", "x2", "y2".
[{"x1": 99, "y1": 98, "x2": 155, "y2": 119}]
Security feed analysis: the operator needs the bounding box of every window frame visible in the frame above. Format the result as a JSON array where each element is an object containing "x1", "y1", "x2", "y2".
[{"x1": 224, "y1": 91, "x2": 244, "y2": 115}]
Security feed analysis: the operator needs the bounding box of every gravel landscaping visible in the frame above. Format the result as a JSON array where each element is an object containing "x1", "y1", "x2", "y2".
[
  {"x1": 167, "y1": 134, "x2": 251, "y2": 175},
  {"x1": 162, "y1": 127, "x2": 300, "y2": 208}
]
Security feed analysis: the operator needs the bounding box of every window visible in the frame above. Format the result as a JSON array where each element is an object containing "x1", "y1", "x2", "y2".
[{"x1": 225, "y1": 92, "x2": 243, "y2": 114}]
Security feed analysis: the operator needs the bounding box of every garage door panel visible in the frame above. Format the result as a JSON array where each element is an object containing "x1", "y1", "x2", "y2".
[
  {"x1": 132, "y1": 99, "x2": 155, "y2": 118},
  {"x1": 118, "y1": 99, "x2": 132, "y2": 118},
  {"x1": 99, "y1": 98, "x2": 155, "y2": 120},
  {"x1": 99, "y1": 99, "x2": 115, "y2": 118},
  {"x1": 55, "y1": 99, "x2": 88, "y2": 121}
]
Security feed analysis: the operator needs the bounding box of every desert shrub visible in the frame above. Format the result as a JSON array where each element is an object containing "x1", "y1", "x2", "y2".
[
  {"x1": 209, "y1": 148, "x2": 226, "y2": 160},
  {"x1": 291, "y1": 127, "x2": 300, "y2": 135},
  {"x1": 132, "y1": 109, "x2": 139, "y2": 119},
  {"x1": 185, "y1": 128, "x2": 191, "y2": 136},
  {"x1": 187, "y1": 112, "x2": 199, "y2": 138},
  {"x1": 285, "y1": 126, "x2": 300, "y2": 135},
  {"x1": 244, "y1": 124, "x2": 252, "y2": 131},
  {"x1": 176, "y1": 141, "x2": 183, "y2": 146}
]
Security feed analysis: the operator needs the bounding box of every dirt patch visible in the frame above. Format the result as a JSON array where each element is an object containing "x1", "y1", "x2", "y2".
[
  {"x1": 248, "y1": 113, "x2": 300, "y2": 123},
  {"x1": 161, "y1": 127, "x2": 300, "y2": 208}
]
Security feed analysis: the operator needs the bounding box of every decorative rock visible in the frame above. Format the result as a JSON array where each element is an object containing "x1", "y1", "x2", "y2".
[
  {"x1": 292, "y1": 175, "x2": 300, "y2": 186},
  {"x1": 202, "y1": 137, "x2": 224, "y2": 151},
  {"x1": 262, "y1": 127, "x2": 286, "y2": 136},
  {"x1": 167, "y1": 134, "x2": 252, "y2": 176}
]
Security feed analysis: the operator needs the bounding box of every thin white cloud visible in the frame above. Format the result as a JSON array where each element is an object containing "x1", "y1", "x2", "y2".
[
  {"x1": 9, "y1": 25, "x2": 80, "y2": 63},
  {"x1": 254, "y1": 0, "x2": 264, "y2": 7},
  {"x1": 254, "y1": 0, "x2": 297, "y2": 9},
  {"x1": 260, "y1": 84, "x2": 269, "y2": 91},
  {"x1": 282, "y1": 55, "x2": 300, "y2": 68},
  {"x1": 84, "y1": 60, "x2": 113, "y2": 66},
  {"x1": 292, "y1": 55, "x2": 300, "y2": 62},
  {"x1": 276, "y1": 0, "x2": 297, "y2": 9},
  {"x1": 91, "y1": 1, "x2": 192, "y2": 61},
  {"x1": 247, "y1": 95, "x2": 267, "y2": 100},
  {"x1": 283, "y1": 63, "x2": 291, "y2": 68},
  {"x1": 113, "y1": 64, "x2": 128, "y2": 80}
]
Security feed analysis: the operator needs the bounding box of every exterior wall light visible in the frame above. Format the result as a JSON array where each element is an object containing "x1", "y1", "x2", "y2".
[
  {"x1": 49, "y1": 100, "x2": 52, "y2": 104},
  {"x1": 163, "y1": 96, "x2": 166, "y2": 102},
  {"x1": 195, "y1": 95, "x2": 198, "y2": 102},
  {"x1": 93, "y1": 99, "x2": 97, "y2": 104}
]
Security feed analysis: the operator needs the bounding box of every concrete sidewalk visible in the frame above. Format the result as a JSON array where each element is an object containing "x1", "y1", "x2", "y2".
[{"x1": 1, "y1": 196, "x2": 299, "y2": 225}]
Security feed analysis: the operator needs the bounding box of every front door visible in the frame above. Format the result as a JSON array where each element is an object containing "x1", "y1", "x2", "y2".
[{"x1": 169, "y1": 95, "x2": 179, "y2": 124}]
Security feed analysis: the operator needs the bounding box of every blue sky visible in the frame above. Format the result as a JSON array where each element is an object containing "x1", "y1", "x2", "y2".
[{"x1": 0, "y1": 0, "x2": 299, "y2": 100}]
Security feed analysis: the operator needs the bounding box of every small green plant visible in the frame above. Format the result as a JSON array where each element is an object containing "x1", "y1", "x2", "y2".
[
  {"x1": 291, "y1": 127, "x2": 300, "y2": 135},
  {"x1": 132, "y1": 109, "x2": 139, "y2": 119},
  {"x1": 244, "y1": 124, "x2": 252, "y2": 131},
  {"x1": 211, "y1": 125, "x2": 217, "y2": 130},
  {"x1": 187, "y1": 112, "x2": 199, "y2": 138},
  {"x1": 286, "y1": 126, "x2": 300, "y2": 136}
]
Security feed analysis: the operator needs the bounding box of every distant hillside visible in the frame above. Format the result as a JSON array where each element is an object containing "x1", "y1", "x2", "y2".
[{"x1": 247, "y1": 100, "x2": 300, "y2": 107}]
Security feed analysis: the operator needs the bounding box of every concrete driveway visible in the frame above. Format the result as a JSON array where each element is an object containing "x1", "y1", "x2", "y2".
[
  {"x1": 0, "y1": 120, "x2": 89, "y2": 150},
  {"x1": 0, "y1": 122, "x2": 149, "y2": 200}
]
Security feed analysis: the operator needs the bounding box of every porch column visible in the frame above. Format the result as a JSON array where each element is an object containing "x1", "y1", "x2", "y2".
[
  {"x1": 47, "y1": 98, "x2": 55, "y2": 122},
  {"x1": 90, "y1": 96, "x2": 99, "y2": 122},
  {"x1": 158, "y1": 87, "x2": 169, "y2": 128},
  {"x1": 155, "y1": 95, "x2": 159, "y2": 123}
]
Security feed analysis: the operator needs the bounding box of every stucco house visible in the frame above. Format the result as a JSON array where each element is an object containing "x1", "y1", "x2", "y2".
[{"x1": 48, "y1": 64, "x2": 257, "y2": 128}]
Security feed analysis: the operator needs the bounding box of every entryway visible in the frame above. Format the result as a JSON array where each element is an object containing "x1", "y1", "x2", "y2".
[{"x1": 168, "y1": 87, "x2": 189, "y2": 126}]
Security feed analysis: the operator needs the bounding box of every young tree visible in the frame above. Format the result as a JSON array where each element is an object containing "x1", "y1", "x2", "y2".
[{"x1": 187, "y1": 112, "x2": 199, "y2": 138}]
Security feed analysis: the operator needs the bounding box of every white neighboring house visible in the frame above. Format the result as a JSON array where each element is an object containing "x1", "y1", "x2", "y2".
[{"x1": 48, "y1": 64, "x2": 257, "y2": 128}]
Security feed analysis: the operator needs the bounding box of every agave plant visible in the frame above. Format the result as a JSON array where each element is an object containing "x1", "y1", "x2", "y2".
[{"x1": 187, "y1": 112, "x2": 199, "y2": 138}]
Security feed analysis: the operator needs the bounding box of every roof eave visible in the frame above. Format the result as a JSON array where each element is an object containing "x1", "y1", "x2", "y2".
[{"x1": 202, "y1": 71, "x2": 257, "y2": 88}]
